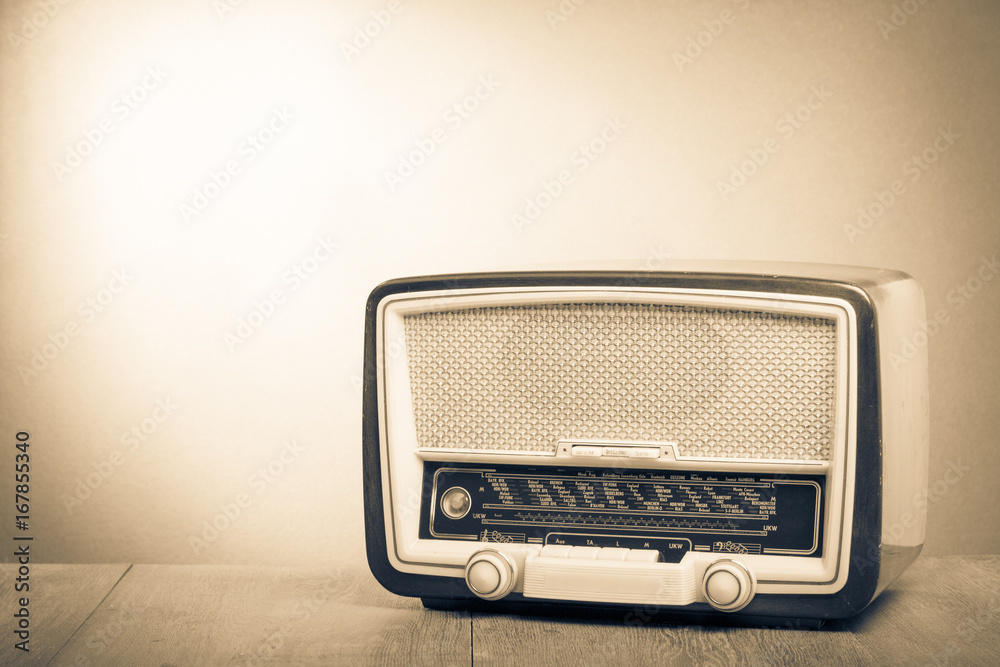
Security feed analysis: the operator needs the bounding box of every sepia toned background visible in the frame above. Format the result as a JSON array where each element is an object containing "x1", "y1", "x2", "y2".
[{"x1": 1, "y1": 0, "x2": 998, "y2": 572}]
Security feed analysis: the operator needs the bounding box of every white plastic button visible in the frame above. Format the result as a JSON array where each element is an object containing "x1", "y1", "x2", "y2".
[
  {"x1": 625, "y1": 549, "x2": 661, "y2": 562},
  {"x1": 628, "y1": 447, "x2": 660, "y2": 459},
  {"x1": 705, "y1": 570, "x2": 741, "y2": 606},
  {"x1": 465, "y1": 550, "x2": 517, "y2": 601},
  {"x1": 596, "y1": 547, "x2": 630, "y2": 561},
  {"x1": 568, "y1": 546, "x2": 601, "y2": 559},
  {"x1": 539, "y1": 544, "x2": 573, "y2": 558},
  {"x1": 571, "y1": 445, "x2": 602, "y2": 457},
  {"x1": 702, "y1": 560, "x2": 755, "y2": 612},
  {"x1": 602, "y1": 446, "x2": 631, "y2": 457},
  {"x1": 467, "y1": 560, "x2": 501, "y2": 595}
]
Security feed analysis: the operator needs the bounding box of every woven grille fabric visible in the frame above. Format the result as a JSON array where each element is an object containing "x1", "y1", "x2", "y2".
[{"x1": 403, "y1": 302, "x2": 837, "y2": 461}]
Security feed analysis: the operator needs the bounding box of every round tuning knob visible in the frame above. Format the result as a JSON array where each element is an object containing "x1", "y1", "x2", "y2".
[
  {"x1": 464, "y1": 549, "x2": 516, "y2": 601},
  {"x1": 702, "y1": 560, "x2": 755, "y2": 612}
]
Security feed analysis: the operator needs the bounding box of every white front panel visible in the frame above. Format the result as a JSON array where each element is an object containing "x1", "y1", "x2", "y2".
[{"x1": 376, "y1": 287, "x2": 857, "y2": 601}]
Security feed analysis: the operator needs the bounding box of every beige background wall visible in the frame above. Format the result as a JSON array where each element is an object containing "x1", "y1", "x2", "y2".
[{"x1": 1, "y1": 0, "x2": 997, "y2": 568}]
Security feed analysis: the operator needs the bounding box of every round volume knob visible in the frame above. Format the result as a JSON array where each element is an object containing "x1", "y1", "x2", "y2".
[
  {"x1": 464, "y1": 549, "x2": 516, "y2": 601},
  {"x1": 702, "y1": 560, "x2": 755, "y2": 612}
]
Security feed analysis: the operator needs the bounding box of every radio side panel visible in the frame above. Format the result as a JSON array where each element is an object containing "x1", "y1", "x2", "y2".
[{"x1": 868, "y1": 274, "x2": 929, "y2": 595}]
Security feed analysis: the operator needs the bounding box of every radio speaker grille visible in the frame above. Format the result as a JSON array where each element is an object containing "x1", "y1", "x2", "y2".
[{"x1": 403, "y1": 302, "x2": 837, "y2": 461}]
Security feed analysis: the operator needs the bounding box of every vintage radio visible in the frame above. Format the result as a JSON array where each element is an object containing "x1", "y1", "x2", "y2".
[{"x1": 362, "y1": 262, "x2": 928, "y2": 624}]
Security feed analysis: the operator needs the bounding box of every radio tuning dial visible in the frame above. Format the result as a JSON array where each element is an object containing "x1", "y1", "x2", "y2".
[
  {"x1": 465, "y1": 549, "x2": 517, "y2": 601},
  {"x1": 703, "y1": 560, "x2": 755, "y2": 612},
  {"x1": 440, "y1": 486, "x2": 472, "y2": 520}
]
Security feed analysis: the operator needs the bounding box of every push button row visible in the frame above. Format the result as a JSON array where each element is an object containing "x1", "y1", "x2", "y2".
[{"x1": 539, "y1": 545, "x2": 661, "y2": 562}]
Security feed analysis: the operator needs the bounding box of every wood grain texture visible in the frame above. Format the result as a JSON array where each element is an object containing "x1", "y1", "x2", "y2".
[
  {"x1": 470, "y1": 606, "x2": 875, "y2": 667},
  {"x1": 835, "y1": 555, "x2": 1000, "y2": 666},
  {"x1": 0, "y1": 563, "x2": 130, "y2": 666},
  {"x1": 3, "y1": 557, "x2": 996, "y2": 666},
  {"x1": 471, "y1": 556, "x2": 1000, "y2": 666},
  {"x1": 49, "y1": 564, "x2": 470, "y2": 666}
]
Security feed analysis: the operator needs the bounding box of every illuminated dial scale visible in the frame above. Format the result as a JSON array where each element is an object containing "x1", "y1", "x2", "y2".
[{"x1": 423, "y1": 465, "x2": 823, "y2": 555}]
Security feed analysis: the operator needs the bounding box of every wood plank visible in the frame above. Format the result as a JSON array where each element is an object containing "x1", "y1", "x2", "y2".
[
  {"x1": 469, "y1": 557, "x2": 998, "y2": 666},
  {"x1": 0, "y1": 563, "x2": 130, "y2": 666},
  {"x1": 471, "y1": 607, "x2": 875, "y2": 666},
  {"x1": 837, "y1": 555, "x2": 1000, "y2": 666},
  {"x1": 6, "y1": 556, "x2": 995, "y2": 665},
  {"x1": 50, "y1": 565, "x2": 470, "y2": 666}
]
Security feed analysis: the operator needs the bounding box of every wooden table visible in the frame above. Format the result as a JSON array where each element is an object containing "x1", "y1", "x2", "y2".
[{"x1": 2, "y1": 556, "x2": 998, "y2": 666}]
